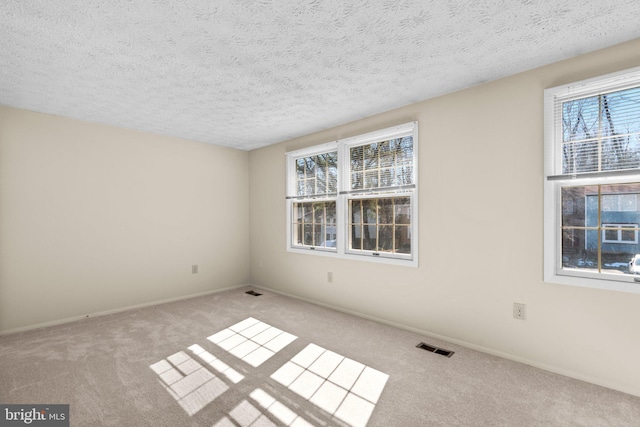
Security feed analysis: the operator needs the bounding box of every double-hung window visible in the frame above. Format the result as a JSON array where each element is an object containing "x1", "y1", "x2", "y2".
[
  {"x1": 288, "y1": 143, "x2": 339, "y2": 252},
  {"x1": 286, "y1": 122, "x2": 418, "y2": 266},
  {"x1": 544, "y1": 66, "x2": 640, "y2": 293}
]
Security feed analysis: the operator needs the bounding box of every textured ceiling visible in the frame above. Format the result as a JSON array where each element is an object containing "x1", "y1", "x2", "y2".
[{"x1": 1, "y1": 1, "x2": 639, "y2": 151}]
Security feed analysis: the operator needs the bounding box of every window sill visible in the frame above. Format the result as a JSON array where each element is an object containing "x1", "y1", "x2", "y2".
[
  {"x1": 286, "y1": 246, "x2": 418, "y2": 267},
  {"x1": 544, "y1": 270, "x2": 640, "y2": 294}
]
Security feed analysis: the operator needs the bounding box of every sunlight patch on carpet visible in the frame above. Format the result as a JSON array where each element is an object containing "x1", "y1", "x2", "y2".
[
  {"x1": 271, "y1": 343, "x2": 389, "y2": 427},
  {"x1": 150, "y1": 351, "x2": 229, "y2": 416},
  {"x1": 207, "y1": 317, "x2": 297, "y2": 367},
  {"x1": 187, "y1": 344, "x2": 244, "y2": 384},
  {"x1": 213, "y1": 388, "x2": 314, "y2": 427}
]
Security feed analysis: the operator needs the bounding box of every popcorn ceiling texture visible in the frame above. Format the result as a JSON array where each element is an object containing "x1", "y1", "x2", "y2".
[{"x1": 1, "y1": 0, "x2": 639, "y2": 150}]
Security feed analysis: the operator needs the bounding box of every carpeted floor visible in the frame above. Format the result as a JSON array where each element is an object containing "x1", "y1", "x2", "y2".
[{"x1": 1, "y1": 286, "x2": 639, "y2": 426}]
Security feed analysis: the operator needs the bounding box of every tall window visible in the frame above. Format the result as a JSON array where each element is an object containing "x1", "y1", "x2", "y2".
[
  {"x1": 544, "y1": 66, "x2": 640, "y2": 293},
  {"x1": 289, "y1": 145, "x2": 338, "y2": 251},
  {"x1": 286, "y1": 122, "x2": 418, "y2": 265}
]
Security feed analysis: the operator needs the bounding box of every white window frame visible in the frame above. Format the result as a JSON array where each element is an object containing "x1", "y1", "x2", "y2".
[
  {"x1": 544, "y1": 66, "x2": 640, "y2": 294},
  {"x1": 285, "y1": 141, "x2": 339, "y2": 254},
  {"x1": 285, "y1": 122, "x2": 418, "y2": 267}
]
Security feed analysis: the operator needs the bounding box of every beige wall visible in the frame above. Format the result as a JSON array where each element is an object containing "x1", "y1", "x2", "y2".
[
  {"x1": 0, "y1": 107, "x2": 250, "y2": 333},
  {"x1": 249, "y1": 38, "x2": 640, "y2": 396}
]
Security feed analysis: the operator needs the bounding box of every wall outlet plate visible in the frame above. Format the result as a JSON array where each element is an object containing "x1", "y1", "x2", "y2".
[{"x1": 513, "y1": 303, "x2": 526, "y2": 320}]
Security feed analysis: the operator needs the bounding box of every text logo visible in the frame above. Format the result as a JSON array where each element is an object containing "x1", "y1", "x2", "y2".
[{"x1": 0, "y1": 405, "x2": 69, "y2": 427}]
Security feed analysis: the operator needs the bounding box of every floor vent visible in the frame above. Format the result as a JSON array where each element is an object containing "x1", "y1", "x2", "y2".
[
  {"x1": 245, "y1": 290, "x2": 262, "y2": 296},
  {"x1": 417, "y1": 342, "x2": 454, "y2": 358}
]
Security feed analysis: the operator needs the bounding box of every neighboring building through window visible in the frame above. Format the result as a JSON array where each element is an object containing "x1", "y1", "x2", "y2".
[
  {"x1": 286, "y1": 122, "x2": 418, "y2": 266},
  {"x1": 544, "y1": 66, "x2": 640, "y2": 293}
]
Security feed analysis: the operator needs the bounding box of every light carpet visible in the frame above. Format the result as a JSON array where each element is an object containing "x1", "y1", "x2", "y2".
[{"x1": 1, "y1": 287, "x2": 638, "y2": 426}]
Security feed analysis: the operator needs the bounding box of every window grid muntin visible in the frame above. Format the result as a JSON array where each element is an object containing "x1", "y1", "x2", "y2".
[
  {"x1": 559, "y1": 85, "x2": 640, "y2": 176},
  {"x1": 349, "y1": 136, "x2": 414, "y2": 191},
  {"x1": 292, "y1": 201, "x2": 337, "y2": 249},
  {"x1": 348, "y1": 196, "x2": 412, "y2": 255},
  {"x1": 294, "y1": 151, "x2": 338, "y2": 198},
  {"x1": 560, "y1": 182, "x2": 640, "y2": 274},
  {"x1": 286, "y1": 122, "x2": 417, "y2": 265}
]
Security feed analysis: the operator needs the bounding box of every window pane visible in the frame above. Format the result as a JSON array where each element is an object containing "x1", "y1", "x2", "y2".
[
  {"x1": 561, "y1": 182, "x2": 640, "y2": 275},
  {"x1": 395, "y1": 198, "x2": 411, "y2": 224},
  {"x1": 305, "y1": 156, "x2": 316, "y2": 178},
  {"x1": 306, "y1": 180, "x2": 315, "y2": 196},
  {"x1": 364, "y1": 170, "x2": 378, "y2": 189},
  {"x1": 364, "y1": 199, "x2": 377, "y2": 223},
  {"x1": 294, "y1": 151, "x2": 337, "y2": 197},
  {"x1": 296, "y1": 158, "x2": 305, "y2": 180},
  {"x1": 397, "y1": 137, "x2": 413, "y2": 164},
  {"x1": 562, "y1": 186, "x2": 593, "y2": 228},
  {"x1": 303, "y1": 203, "x2": 312, "y2": 224},
  {"x1": 313, "y1": 224, "x2": 324, "y2": 247},
  {"x1": 327, "y1": 152, "x2": 338, "y2": 194},
  {"x1": 561, "y1": 87, "x2": 640, "y2": 174},
  {"x1": 380, "y1": 167, "x2": 395, "y2": 187},
  {"x1": 326, "y1": 201, "x2": 336, "y2": 223},
  {"x1": 562, "y1": 95, "x2": 599, "y2": 143},
  {"x1": 314, "y1": 203, "x2": 324, "y2": 223},
  {"x1": 378, "y1": 225, "x2": 393, "y2": 252},
  {"x1": 351, "y1": 224, "x2": 362, "y2": 249},
  {"x1": 396, "y1": 164, "x2": 413, "y2": 185},
  {"x1": 561, "y1": 140, "x2": 599, "y2": 174},
  {"x1": 316, "y1": 170, "x2": 326, "y2": 194},
  {"x1": 293, "y1": 203, "x2": 304, "y2": 245},
  {"x1": 293, "y1": 201, "x2": 337, "y2": 249},
  {"x1": 362, "y1": 224, "x2": 376, "y2": 250},
  {"x1": 347, "y1": 197, "x2": 412, "y2": 255},
  {"x1": 303, "y1": 224, "x2": 313, "y2": 246},
  {"x1": 561, "y1": 185, "x2": 595, "y2": 270},
  {"x1": 379, "y1": 198, "x2": 393, "y2": 224},
  {"x1": 350, "y1": 136, "x2": 413, "y2": 190},
  {"x1": 395, "y1": 225, "x2": 411, "y2": 253},
  {"x1": 350, "y1": 146, "x2": 364, "y2": 172},
  {"x1": 351, "y1": 200, "x2": 362, "y2": 223},
  {"x1": 351, "y1": 172, "x2": 363, "y2": 190},
  {"x1": 379, "y1": 141, "x2": 394, "y2": 167},
  {"x1": 364, "y1": 143, "x2": 378, "y2": 170},
  {"x1": 600, "y1": 88, "x2": 640, "y2": 171}
]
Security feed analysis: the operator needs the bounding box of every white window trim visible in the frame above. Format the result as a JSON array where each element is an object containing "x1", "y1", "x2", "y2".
[
  {"x1": 285, "y1": 142, "x2": 339, "y2": 254},
  {"x1": 285, "y1": 122, "x2": 418, "y2": 267},
  {"x1": 543, "y1": 66, "x2": 640, "y2": 294}
]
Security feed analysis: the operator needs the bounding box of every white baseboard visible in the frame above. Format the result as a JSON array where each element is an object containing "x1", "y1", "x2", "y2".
[
  {"x1": 252, "y1": 284, "x2": 640, "y2": 398},
  {"x1": 0, "y1": 284, "x2": 249, "y2": 336}
]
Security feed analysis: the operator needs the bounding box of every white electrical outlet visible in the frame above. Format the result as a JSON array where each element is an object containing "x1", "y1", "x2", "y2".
[
  {"x1": 513, "y1": 303, "x2": 526, "y2": 320},
  {"x1": 328, "y1": 272, "x2": 333, "y2": 283},
  {"x1": 192, "y1": 265, "x2": 198, "y2": 274}
]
